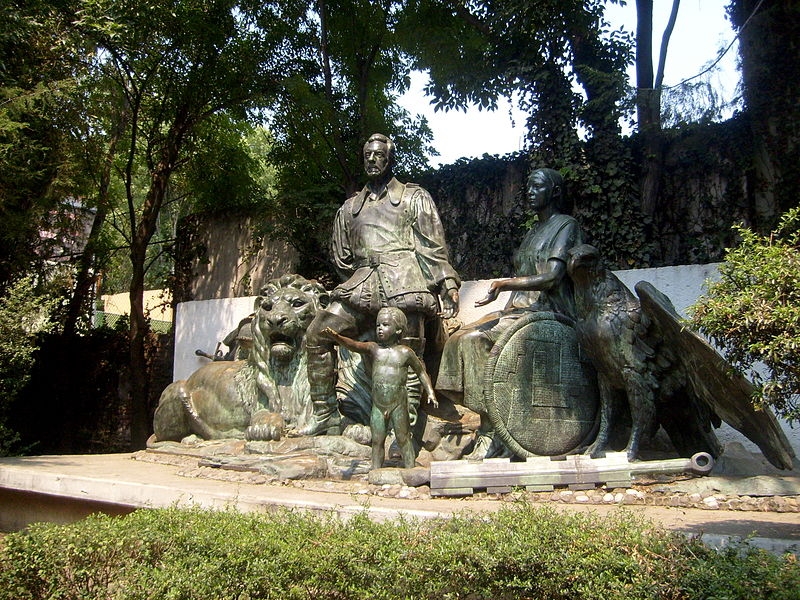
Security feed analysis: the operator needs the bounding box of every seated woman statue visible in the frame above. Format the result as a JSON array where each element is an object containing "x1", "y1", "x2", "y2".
[{"x1": 436, "y1": 167, "x2": 584, "y2": 459}]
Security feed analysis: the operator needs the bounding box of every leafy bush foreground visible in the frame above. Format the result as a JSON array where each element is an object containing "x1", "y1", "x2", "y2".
[
  {"x1": 0, "y1": 505, "x2": 797, "y2": 600},
  {"x1": 691, "y1": 206, "x2": 800, "y2": 423}
]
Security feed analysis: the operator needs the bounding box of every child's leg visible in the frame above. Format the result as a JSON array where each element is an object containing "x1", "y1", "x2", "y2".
[
  {"x1": 370, "y1": 405, "x2": 388, "y2": 469},
  {"x1": 391, "y1": 401, "x2": 415, "y2": 469}
]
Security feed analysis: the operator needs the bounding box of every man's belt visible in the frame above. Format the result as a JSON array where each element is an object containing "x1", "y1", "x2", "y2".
[{"x1": 352, "y1": 249, "x2": 414, "y2": 269}]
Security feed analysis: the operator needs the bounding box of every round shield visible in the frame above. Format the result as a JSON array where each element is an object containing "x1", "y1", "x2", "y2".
[{"x1": 484, "y1": 311, "x2": 599, "y2": 457}]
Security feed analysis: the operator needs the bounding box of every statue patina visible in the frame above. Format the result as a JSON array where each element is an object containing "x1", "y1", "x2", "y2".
[
  {"x1": 567, "y1": 243, "x2": 795, "y2": 469},
  {"x1": 150, "y1": 160, "x2": 796, "y2": 480},
  {"x1": 322, "y1": 306, "x2": 438, "y2": 469},
  {"x1": 436, "y1": 168, "x2": 597, "y2": 459},
  {"x1": 152, "y1": 274, "x2": 327, "y2": 442},
  {"x1": 302, "y1": 133, "x2": 461, "y2": 436},
  {"x1": 194, "y1": 313, "x2": 254, "y2": 362}
]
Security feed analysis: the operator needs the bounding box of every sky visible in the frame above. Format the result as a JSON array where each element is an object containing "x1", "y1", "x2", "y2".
[{"x1": 398, "y1": 2, "x2": 741, "y2": 166}]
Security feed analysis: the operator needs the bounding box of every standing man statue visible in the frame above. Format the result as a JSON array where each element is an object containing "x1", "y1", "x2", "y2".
[{"x1": 301, "y1": 133, "x2": 461, "y2": 436}]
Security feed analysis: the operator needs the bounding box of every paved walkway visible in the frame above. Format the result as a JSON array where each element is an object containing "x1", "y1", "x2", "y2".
[{"x1": 0, "y1": 453, "x2": 797, "y2": 553}]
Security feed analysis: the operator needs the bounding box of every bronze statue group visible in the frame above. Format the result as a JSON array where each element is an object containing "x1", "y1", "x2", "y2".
[{"x1": 154, "y1": 133, "x2": 795, "y2": 473}]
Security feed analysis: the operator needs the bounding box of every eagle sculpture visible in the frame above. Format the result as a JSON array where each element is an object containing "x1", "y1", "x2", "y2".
[{"x1": 567, "y1": 243, "x2": 795, "y2": 469}]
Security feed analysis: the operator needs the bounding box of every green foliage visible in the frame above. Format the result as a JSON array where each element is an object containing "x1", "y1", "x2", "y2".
[
  {"x1": 0, "y1": 1, "x2": 89, "y2": 288},
  {"x1": 691, "y1": 207, "x2": 800, "y2": 423},
  {"x1": 97, "y1": 118, "x2": 278, "y2": 297},
  {"x1": 519, "y1": 3, "x2": 646, "y2": 269},
  {"x1": 0, "y1": 275, "x2": 57, "y2": 455},
  {"x1": 1, "y1": 505, "x2": 798, "y2": 599},
  {"x1": 403, "y1": 1, "x2": 647, "y2": 268},
  {"x1": 62, "y1": 0, "x2": 317, "y2": 445},
  {"x1": 418, "y1": 152, "x2": 528, "y2": 279},
  {"x1": 265, "y1": 0, "x2": 437, "y2": 281}
]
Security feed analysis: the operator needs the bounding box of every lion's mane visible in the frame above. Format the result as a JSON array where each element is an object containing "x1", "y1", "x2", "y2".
[
  {"x1": 152, "y1": 273, "x2": 327, "y2": 442},
  {"x1": 237, "y1": 274, "x2": 328, "y2": 432}
]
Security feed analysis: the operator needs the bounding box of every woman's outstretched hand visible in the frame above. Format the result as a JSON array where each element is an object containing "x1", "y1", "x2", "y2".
[{"x1": 475, "y1": 281, "x2": 502, "y2": 307}]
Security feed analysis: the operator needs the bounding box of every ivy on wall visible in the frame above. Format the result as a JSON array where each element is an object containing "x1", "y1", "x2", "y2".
[
  {"x1": 643, "y1": 116, "x2": 756, "y2": 266},
  {"x1": 174, "y1": 114, "x2": 777, "y2": 294},
  {"x1": 417, "y1": 153, "x2": 529, "y2": 280}
]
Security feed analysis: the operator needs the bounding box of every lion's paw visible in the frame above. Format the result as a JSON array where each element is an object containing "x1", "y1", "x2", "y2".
[
  {"x1": 245, "y1": 410, "x2": 286, "y2": 441},
  {"x1": 342, "y1": 423, "x2": 372, "y2": 445}
]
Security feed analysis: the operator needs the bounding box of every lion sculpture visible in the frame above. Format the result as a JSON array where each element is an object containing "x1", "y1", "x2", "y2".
[{"x1": 152, "y1": 274, "x2": 329, "y2": 442}]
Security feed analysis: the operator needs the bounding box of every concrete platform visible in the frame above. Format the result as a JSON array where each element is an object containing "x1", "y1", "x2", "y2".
[
  {"x1": 0, "y1": 453, "x2": 798, "y2": 554},
  {"x1": 0, "y1": 452, "x2": 505, "y2": 532}
]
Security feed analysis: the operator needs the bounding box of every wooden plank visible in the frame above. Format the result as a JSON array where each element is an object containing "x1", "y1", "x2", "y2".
[
  {"x1": 525, "y1": 484, "x2": 554, "y2": 492},
  {"x1": 431, "y1": 469, "x2": 633, "y2": 491},
  {"x1": 430, "y1": 487, "x2": 474, "y2": 497},
  {"x1": 568, "y1": 483, "x2": 596, "y2": 491},
  {"x1": 430, "y1": 453, "x2": 641, "y2": 496}
]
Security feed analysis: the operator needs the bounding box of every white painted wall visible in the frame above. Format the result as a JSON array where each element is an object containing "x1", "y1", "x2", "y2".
[
  {"x1": 172, "y1": 264, "x2": 799, "y2": 460},
  {"x1": 173, "y1": 296, "x2": 258, "y2": 381}
]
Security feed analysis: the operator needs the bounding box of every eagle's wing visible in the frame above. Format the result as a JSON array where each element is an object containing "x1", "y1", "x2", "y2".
[
  {"x1": 591, "y1": 275, "x2": 655, "y2": 376},
  {"x1": 635, "y1": 280, "x2": 795, "y2": 470}
]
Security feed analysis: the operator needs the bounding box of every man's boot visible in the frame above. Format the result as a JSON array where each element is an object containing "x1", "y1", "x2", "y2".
[{"x1": 298, "y1": 346, "x2": 342, "y2": 435}]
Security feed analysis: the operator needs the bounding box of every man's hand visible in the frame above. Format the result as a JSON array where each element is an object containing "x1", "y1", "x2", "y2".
[
  {"x1": 320, "y1": 327, "x2": 338, "y2": 339},
  {"x1": 439, "y1": 288, "x2": 459, "y2": 319}
]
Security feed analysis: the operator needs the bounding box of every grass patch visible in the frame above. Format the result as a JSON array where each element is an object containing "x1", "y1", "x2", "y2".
[{"x1": 0, "y1": 504, "x2": 797, "y2": 599}]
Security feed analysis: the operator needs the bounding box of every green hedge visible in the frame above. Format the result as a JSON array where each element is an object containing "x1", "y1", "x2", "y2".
[{"x1": 0, "y1": 505, "x2": 797, "y2": 599}]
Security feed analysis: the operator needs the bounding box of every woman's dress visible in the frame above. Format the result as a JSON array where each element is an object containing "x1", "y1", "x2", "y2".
[{"x1": 435, "y1": 213, "x2": 582, "y2": 415}]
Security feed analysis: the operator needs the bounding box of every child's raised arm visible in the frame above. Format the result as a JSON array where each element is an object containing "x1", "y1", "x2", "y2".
[{"x1": 320, "y1": 327, "x2": 374, "y2": 355}]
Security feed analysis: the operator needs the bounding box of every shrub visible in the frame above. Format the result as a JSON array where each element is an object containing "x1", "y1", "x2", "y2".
[
  {"x1": 0, "y1": 275, "x2": 57, "y2": 455},
  {"x1": 691, "y1": 207, "x2": 800, "y2": 423},
  {"x1": 0, "y1": 505, "x2": 797, "y2": 599}
]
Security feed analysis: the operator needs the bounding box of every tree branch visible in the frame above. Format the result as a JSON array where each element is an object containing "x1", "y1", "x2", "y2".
[{"x1": 654, "y1": 0, "x2": 680, "y2": 89}]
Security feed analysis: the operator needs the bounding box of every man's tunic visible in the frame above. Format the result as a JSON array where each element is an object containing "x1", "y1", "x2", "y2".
[{"x1": 330, "y1": 177, "x2": 460, "y2": 317}]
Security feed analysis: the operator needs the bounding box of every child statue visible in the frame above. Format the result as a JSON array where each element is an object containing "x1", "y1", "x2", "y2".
[{"x1": 321, "y1": 306, "x2": 437, "y2": 469}]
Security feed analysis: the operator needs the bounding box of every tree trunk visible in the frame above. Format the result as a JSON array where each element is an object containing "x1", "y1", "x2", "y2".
[
  {"x1": 63, "y1": 122, "x2": 126, "y2": 336},
  {"x1": 638, "y1": 87, "x2": 663, "y2": 218},
  {"x1": 635, "y1": 0, "x2": 679, "y2": 217},
  {"x1": 127, "y1": 150, "x2": 178, "y2": 449},
  {"x1": 636, "y1": 0, "x2": 660, "y2": 217},
  {"x1": 635, "y1": 0, "x2": 655, "y2": 126},
  {"x1": 128, "y1": 241, "x2": 150, "y2": 449},
  {"x1": 63, "y1": 205, "x2": 107, "y2": 336}
]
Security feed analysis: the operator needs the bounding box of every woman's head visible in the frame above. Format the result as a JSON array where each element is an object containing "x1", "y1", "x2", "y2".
[{"x1": 527, "y1": 168, "x2": 564, "y2": 212}]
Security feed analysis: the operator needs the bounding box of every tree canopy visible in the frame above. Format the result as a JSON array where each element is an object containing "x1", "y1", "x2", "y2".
[
  {"x1": 3, "y1": 0, "x2": 797, "y2": 448},
  {"x1": 401, "y1": 0, "x2": 645, "y2": 267},
  {"x1": 264, "y1": 0, "x2": 437, "y2": 278},
  {"x1": 0, "y1": 1, "x2": 88, "y2": 290}
]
